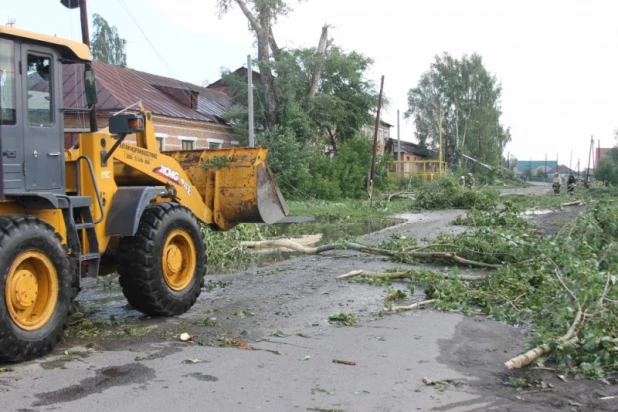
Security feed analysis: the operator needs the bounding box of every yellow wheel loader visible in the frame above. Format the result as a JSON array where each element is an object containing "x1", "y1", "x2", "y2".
[{"x1": 0, "y1": 26, "x2": 288, "y2": 361}]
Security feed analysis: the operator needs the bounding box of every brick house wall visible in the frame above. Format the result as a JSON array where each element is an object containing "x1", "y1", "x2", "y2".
[{"x1": 64, "y1": 112, "x2": 237, "y2": 151}]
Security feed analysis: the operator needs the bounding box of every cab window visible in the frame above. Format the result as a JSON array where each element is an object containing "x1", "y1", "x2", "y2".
[
  {"x1": 27, "y1": 54, "x2": 53, "y2": 126},
  {"x1": 0, "y1": 39, "x2": 16, "y2": 125}
]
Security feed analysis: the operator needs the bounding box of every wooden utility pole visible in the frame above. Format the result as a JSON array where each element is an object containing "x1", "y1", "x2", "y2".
[
  {"x1": 369, "y1": 75, "x2": 385, "y2": 205},
  {"x1": 247, "y1": 55, "x2": 255, "y2": 147},
  {"x1": 439, "y1": 106, "x2": 443, "y2": 174},
  {"x1": 585, "y1": 135, "x2": 594, "y2": 186},
  {"x1": 397, "y1": 109, "x2": 401, "y2": 174},
  {"x1": 62, "y1": 0, "x2": 98, "y2": 131},
  {"x1": 80, "y1": 0, "x2": 98, "y2": 132}
]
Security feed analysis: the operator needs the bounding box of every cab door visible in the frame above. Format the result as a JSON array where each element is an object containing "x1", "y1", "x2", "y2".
[
  {"x1": 22, "y1": 46, "x2": 63, "y2": 191},
  {"x1": 0, "y1": 38, "x2": 24, "y2": 193}
]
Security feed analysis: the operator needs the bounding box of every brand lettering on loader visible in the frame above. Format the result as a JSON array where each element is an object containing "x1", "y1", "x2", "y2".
[{"x1": 153, "y1": 166, "x2": 191, "y2": 196}]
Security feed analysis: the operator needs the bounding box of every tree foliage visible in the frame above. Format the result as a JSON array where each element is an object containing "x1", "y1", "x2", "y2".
[
  {"x1": 91, "y1": 14, "x2": 127, "y2": 67},
  {"x1": 594, "y1": 147, "x2": 618, "y2": 185},
  {"x1": 216, "y1": 0, "x2": 304, "y2": 128},
  {"x1": 216, "y1": 0, "x2": 386, "y2": 200},
  {"x1": 222, "y1": 47, "x2": 379, "y2": 151},
  {"x1": 405, "y1": 53, "x2": 510, "y2": 169}
]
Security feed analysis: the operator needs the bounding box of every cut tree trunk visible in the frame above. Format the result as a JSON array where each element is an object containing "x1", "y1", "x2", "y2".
[
  {"x1": 233, "y1": 0, "x2": 278, "y2": 129},
  {"x1": 305, "y1": 25, "x2": 332, "y2": 109}
]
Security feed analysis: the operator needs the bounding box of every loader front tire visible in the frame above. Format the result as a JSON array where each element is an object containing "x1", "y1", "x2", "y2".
[
  {"x1": 117, "y1": 204, "x2": 205, "y2": 316},
  {"x1": 0, "y1": 216, "x2": 72, "y2": 362}
]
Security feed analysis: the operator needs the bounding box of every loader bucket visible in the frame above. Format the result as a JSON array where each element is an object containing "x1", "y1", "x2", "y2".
[
  {"x1": 213, "y1": 158, "x2": 289, "y2": 229},
  {"x1": 170, "y1": 147, "x2": 289, "y2": 230},
  {"x1": 257, "y1": 163, "x2": 289, "y2": 224}
]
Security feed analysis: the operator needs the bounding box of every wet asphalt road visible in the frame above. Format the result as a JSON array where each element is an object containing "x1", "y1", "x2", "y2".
[{"x1": 2, "y1": 184, "x2": 587, "y2": 411}]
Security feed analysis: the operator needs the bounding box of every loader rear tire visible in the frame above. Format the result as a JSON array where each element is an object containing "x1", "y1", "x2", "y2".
[
  {"x1": 0, "y1": 216, "x2": 72, "y2": 362},
  {"x1": 117, "y1": 204, "x2": 205, "y2": 316}
]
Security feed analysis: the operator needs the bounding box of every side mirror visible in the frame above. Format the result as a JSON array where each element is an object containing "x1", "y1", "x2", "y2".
[
  {"x1": 84, "y1": 69, "x2": 98, "y2": 106},
  {"x1": 109, "y1": 114, "x2": 144, "y2": 135},
  {"x1": 60, "y1": 0, "x2": 80, "y2": 9}
]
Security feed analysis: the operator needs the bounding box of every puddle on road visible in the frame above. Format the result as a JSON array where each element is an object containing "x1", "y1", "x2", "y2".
[
  {"x1": 34, "y1": 364, "x2": 155, "y2": 406},
  {"x1": 74, "y1": 215, "x2": 403, "y2": 323},
  {"x1": 75, "y1": 277, "x2": 142, "y2": 322}
]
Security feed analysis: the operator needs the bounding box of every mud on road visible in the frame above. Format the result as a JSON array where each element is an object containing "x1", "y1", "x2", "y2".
[{"x1": 1, "y1": 183, "x2": 615, "y2": 412}]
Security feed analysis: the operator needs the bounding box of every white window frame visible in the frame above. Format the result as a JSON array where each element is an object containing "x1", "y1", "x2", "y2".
[
  {"x1": 155, "y1": 133, "x2": 167, "y2": 151},
  {"x1": 207, "y1": 138, "x2": 225, "y2": 149},
  {"x1": 179, "y1": 136, "x2": 197, "y2": 150}
]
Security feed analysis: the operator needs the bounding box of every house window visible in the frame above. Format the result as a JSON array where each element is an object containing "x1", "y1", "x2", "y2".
[
  {"x1": 181, "y1": 140, "x2": 194, "y2": 150},
  {"x1": 155, "y1": 133, "x2": 167, "y2": 151},
  {"x1": 207, "y1": 138, "x2": 224, "y2": 149}
]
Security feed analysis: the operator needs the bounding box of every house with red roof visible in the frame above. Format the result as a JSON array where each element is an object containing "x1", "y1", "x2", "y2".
[{"x1": 62, "y1": 61, "x2": 236, "y2": 150}]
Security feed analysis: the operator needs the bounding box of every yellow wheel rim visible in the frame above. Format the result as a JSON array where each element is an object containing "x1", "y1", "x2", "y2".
[
  {"x1": 5, "y1": 251, "x2": 58, "y2": 331},
  {"x1": 162, "y1": 229, "x2": 196, "y2": 291}
]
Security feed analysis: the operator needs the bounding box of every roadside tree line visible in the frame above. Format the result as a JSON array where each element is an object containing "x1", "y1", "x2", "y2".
[{"x1": 92, "y1": 2, "x2": 512, "y2": 200}]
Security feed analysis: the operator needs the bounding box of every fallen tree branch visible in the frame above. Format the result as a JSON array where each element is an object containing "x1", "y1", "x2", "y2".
[
  {"x1": 505, "y1": 261, "x2": 584, "y2": 369},
  {"x1": 337, "y1": 270, "x2": 409, "y2": 280},
  {"x1": 240, "y1": 234, "x2": 323, "y2": 254},
  {"x1": 337, "y1": 269, "x2": 487, "y2": 282},
  {"x1": 505, "y1": 336, "x2": 581, "y2": 370},
  {"x1": 402, "y1": 243, "x2": 457, "y2": 253},
  {"x1": 242, "y1": 239, "x2": 499, "y2": 268},
  {"x1": 407, "y1": 251, "x2": 501, "y2": 269},
  {"x1": 389, "y1": 299, "x2": 437, "y2": 312},
  {"x1": 385, "y1": 192, "x2": 415, "y2": 202},
  {"x1": 562, "y1": 200, "x2": 586, "y2": 207},
  {"x1": 240, "y1": 240, "x2": 395, "y2": 256},
  {"x1": 332, "y1": 359, "x2": 356, "y2": 366}
]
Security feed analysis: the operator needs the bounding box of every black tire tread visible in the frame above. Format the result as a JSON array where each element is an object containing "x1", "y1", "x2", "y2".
[
  {"x1": 0, "y1": 215, "x2": 72, "y2": 362},
  {"x1": 117, "y1": 203, "x2": 205, "y2": 317}
]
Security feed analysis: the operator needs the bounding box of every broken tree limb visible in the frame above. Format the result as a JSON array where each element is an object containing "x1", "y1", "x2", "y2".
[
  {"x1": 504, "y1": 308, "x2": 583, "y2": 369},
  {"x1": 337, "y1": 270, "x2": 409, "y2": 280},
  {"x1": 402, "y1": 243, "x2": 457, "y2": 253},
  {"x1": 240, "y1": 240, "x2": 395, "y2": 256},
  {"x1": 562, "y1": 200, "x2": 586, "y2": 207},
  {"x1": 336, "y1": 270, "x2": 487, "y2": 282},
  {"x1": 241, "y1": 234, "x2": 322, "y2": 253},
  {"x1": 242, "y1": 239, "x2": 498, "y2": 268},
  {"x1": 407, "y1": 252, "x2": 501, "y2": 269},
  {"x1": 389, "y1": 299, "x2": 437, "y2": 312},
  {"x1": 306, "y1": 24, "x2": 331, "y2": 107},
  {"x1": 332, "y1": 359, "x2": 356, "y2": 366},
  {"x1": 505, "y1": 262, "x2": 584, "y2": 370},
  {"x1": 385, "y1": 192, "x2": 415, "y2": 202}
]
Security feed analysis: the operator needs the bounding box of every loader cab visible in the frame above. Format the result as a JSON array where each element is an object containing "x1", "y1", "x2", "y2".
[{"x1": 0, "y1": 26, "x2": 94, "y2": 203}]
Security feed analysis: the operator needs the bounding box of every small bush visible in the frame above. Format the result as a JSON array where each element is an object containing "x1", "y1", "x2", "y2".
[{"x1": 413, "y1": 176, "x2": 498, "y2": 210}]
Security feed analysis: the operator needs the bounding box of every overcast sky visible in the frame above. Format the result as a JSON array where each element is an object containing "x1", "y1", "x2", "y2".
[{"x1": 8, "y1": 0, "x2": 618, "y2": 169}]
